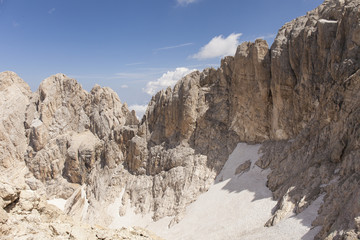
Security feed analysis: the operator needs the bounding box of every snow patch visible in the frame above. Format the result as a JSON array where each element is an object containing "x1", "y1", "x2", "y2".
[
  {"x1": 319, "y1": 19, "x2": 338, "y2": 24},
  {"x1": 154, "y1": 143, "x2": 276, "y2": 239},
  {"x1": 31, "y1": 118, "x2": 43, "y2": 128},
  {"x1": 320, "y1": 176, "x2": 340, "y2": 188},
  {"x1": 241, "y1": 195, "x2": 324, "y2": 240},
  {"x1": 81, "y1": 185, "x2": 89, "y2": 221},
  {"x1": 47, "y1": 198, "x2": 67, "y2": 211},
  {"x1": 107, "y1": 188, "x2": 172, "y2": 230}
]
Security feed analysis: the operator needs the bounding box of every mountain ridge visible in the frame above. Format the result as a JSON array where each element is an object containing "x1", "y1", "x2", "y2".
[{"x1": 0, "y1": 0, "x2": 360, "y2": 239}]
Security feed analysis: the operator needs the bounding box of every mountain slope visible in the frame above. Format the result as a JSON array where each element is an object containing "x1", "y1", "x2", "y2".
[{"x1": 0, "y1": 0, "x2": 359, "y2": 239}]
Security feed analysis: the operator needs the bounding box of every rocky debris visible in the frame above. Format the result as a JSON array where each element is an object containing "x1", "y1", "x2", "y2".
[
  {"x1": 0, "y1": 182, "x2": 162, "y2": 240},
  {"x1": 235, "y1": 160, "x2": 251, "y2": 175},
  {"x1": 0, "y1": 181, "x2": 20, "y2": 210}
]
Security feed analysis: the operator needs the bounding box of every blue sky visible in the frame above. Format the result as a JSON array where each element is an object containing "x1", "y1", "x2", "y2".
[{"x1": 0, "y1": 0, "x2": 323, "y2": 117}]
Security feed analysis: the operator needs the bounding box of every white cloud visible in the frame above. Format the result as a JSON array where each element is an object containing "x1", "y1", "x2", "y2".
[
  {"x1": 120, "y1": 84, "x2": 128, "y2": 89},
  {"x1": 177, "y1": 0, "x2": 197, "y2": 6},
  {"x1": 48, "y1": 8, "x2": 56, "y2": 14},
  {"x1": 144, "y1": 67, "x2": 196, "y2": 95},
  {"x1": 129, "y1": 104, "x2": 148, "y2": 119},
  {"x1": 192, "y1": 33, "x2": 242, "y2": 60}
]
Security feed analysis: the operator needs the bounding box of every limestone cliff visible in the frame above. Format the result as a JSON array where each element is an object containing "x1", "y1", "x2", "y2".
[
  {"x1": 0, "y1": 0, "x2": 359, "y2": 239},
  {"x1": 0, "y1": 72, "x2": 161, "y2": 239},
  {"x1": 125, "y1": 2, "x2": 360, "y2": 238}
]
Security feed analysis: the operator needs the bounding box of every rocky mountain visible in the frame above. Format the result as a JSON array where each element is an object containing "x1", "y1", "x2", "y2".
[{"x1": 1, "y1": 0, "x2": 360, "y2": 239}]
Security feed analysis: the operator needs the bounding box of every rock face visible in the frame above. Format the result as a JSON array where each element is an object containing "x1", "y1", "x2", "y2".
[
  {"x1": 269, "y1": 0, "x2": 360, "y2": 141},
  {"x1": 0, "y1": 72, "x2": 162, "y2": 239},
  {"x1": 0, "y1": 71, "x2": 31, "y2": 169},
  {"x1": 24, "y1": 74, "x2": 139, "y2": 196},
  {"x1": 0, "y1": 181, "x2": 162, "y2": 240},
  {"x1": 0, "y1": 0, "x2": 359, "y2": 239},
  {"x1": 257, "y1": 1, "x2": 360, "y2": 239}
]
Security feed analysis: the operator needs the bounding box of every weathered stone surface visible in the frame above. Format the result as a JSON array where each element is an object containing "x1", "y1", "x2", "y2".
[
  {"x1": 0, "y1": 71, "x2": 162, "y2": 238},
  {"x1": 0, "y1": 183, "x2": 162, "y2": 240},
  {"x1": 0, "y1": 181, "x2": 20, "y2": 211},
  {"x1": 0, "y1": 71, "x2": 31, "y2": 168},
  {"x1": 254, "y1": 1, "x2": 360, "y2": 239},
  {"x1": 23, "y1": 74, "x2": 139, "y2": 197},
  {"x1": 230, "y1": 39, "x2": 271, "y2": 142},
  {"x1": 235, "y1": 160, "x2": 251, "y2": 175},
  {"x1": 270, "y1": 0, "x2": 360, "y2": 140}
]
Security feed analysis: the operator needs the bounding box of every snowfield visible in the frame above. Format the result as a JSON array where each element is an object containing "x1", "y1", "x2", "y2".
[{"x1": 108, "y1": 143, "x2": 322, "y2": 239}]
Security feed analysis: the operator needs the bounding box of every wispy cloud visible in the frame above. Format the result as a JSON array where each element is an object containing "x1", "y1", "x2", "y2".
[
  {"x1": 192, "y1": 33, "x2": 242, "y2": 60},
  {"x1": 120, "y1": 84, "x2": 128, "y2": 89},
  {"x1": 68, "y1": 74, "x2": 104, "y2": 80},
  {"x1": 48, "y1": 8, "x2": 56, "y2": 14},
  {"x1": 144, "y1": 67, "x2": 196, "y2": 95},
  {"x1": 177, "y1": 0, "x2": 198, "y2": 6},
  {"x1": 71, "y1": 68, "x2": 174, "y2": 85},
  {"x1": 185, "y1": 63, "x2": 220, "y2": 69},
  {"x1": 255, "y1": 33, "x2": 276, "y2": 40},
  {"x1": 111, "y1": 71, "x2": 165, "y2": 83},
  {"x1": 113, "y1": 72, "x2": 149, "y2": 80},
  {"x1": 155, "y1": 42, "x2": 193, "y2": 51},
  {"x1": 125, "y1": 62, "x2": 145, "y2": 66},
  {"x1": 113, "y1": 67, "x2": 173, "y2": 80}
]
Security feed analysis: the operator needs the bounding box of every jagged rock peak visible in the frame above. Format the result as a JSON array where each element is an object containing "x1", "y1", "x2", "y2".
[
  {"x1": 0, "y1": 71, "x2": 155, "y2": 238},
  {"x1": 0, "y1": 71, "x2": 31, "y2": 94}
]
